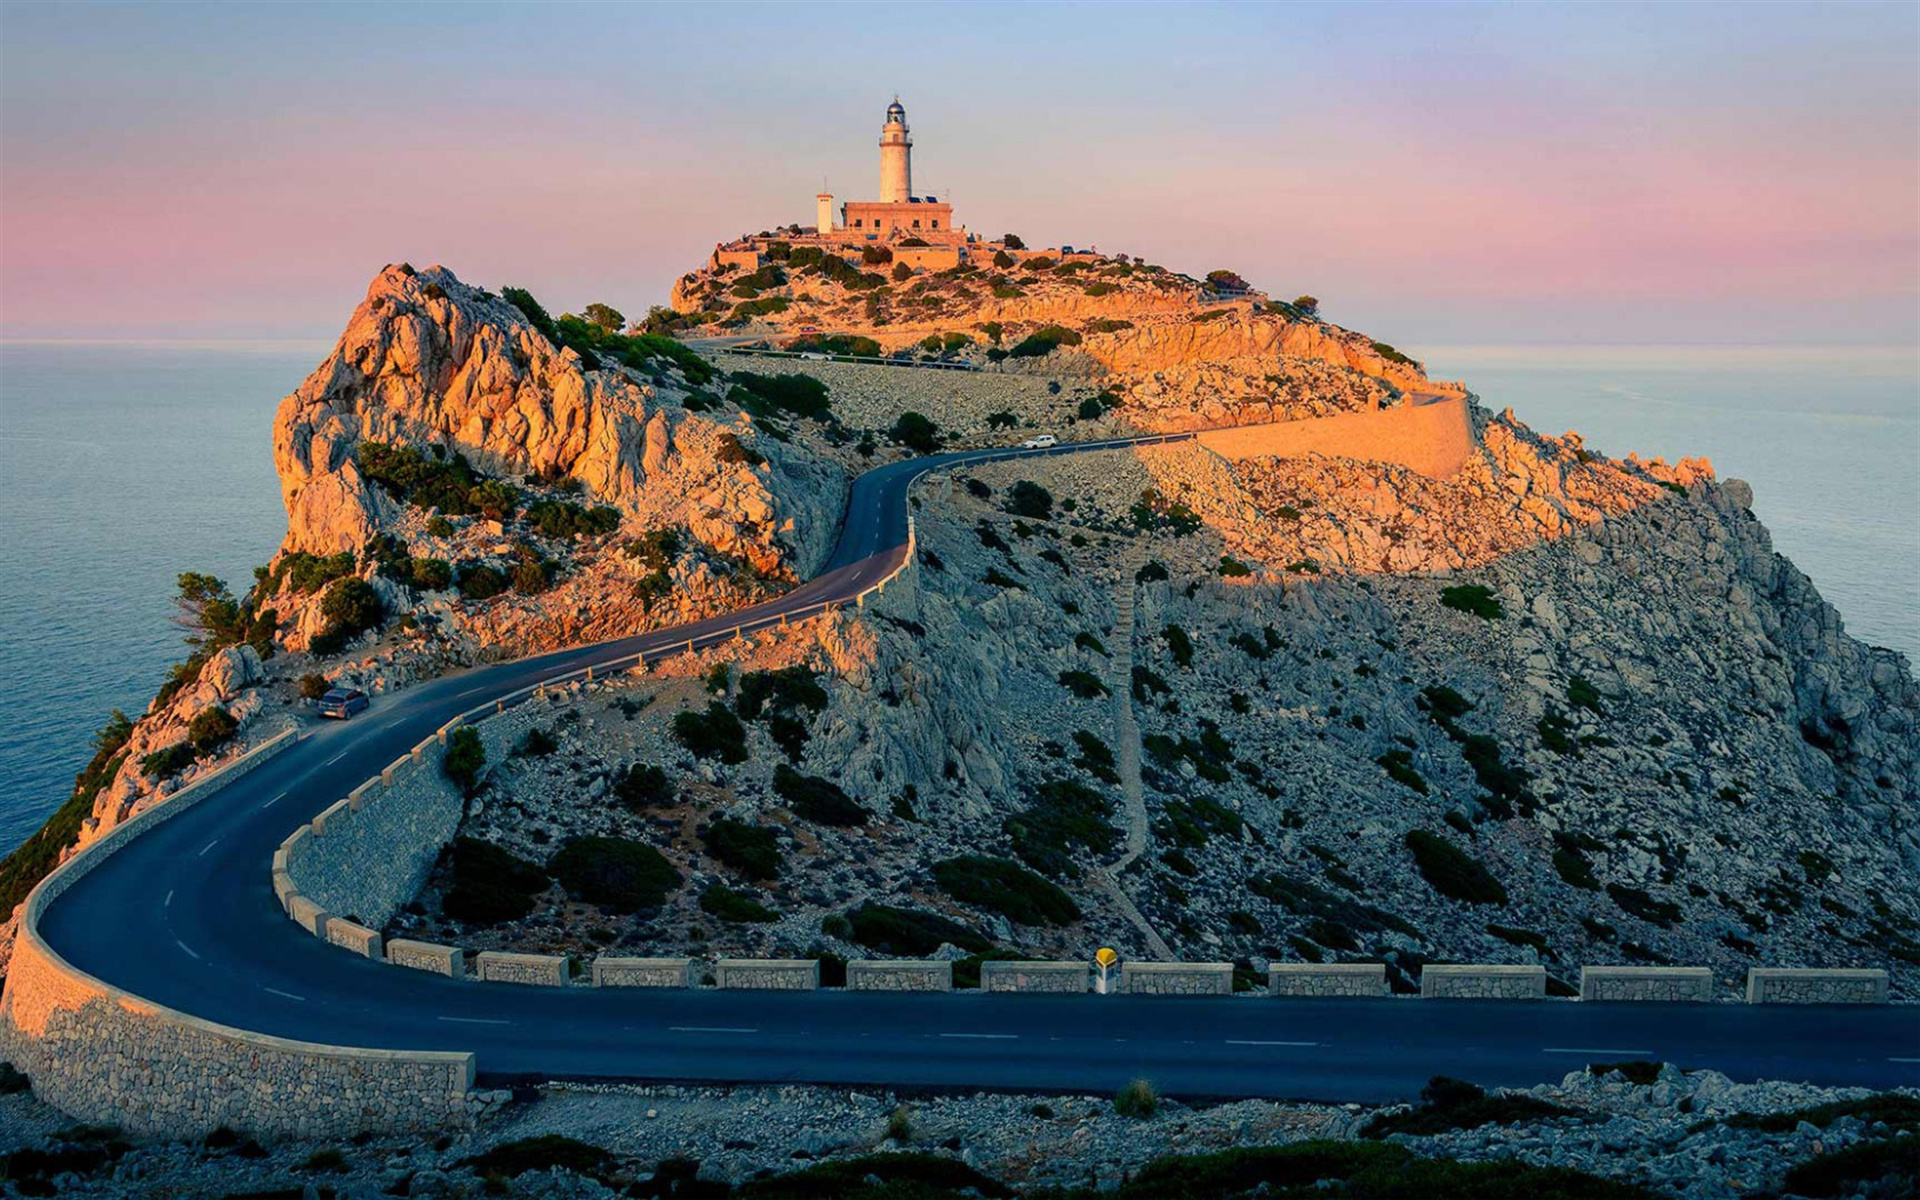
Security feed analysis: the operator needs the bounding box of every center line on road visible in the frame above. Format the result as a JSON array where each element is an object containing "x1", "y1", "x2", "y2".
[
  {"x1": 264, "y1": 988, "x2": 305, "y2": 1002},
  {"x1": 1890, "y1": 1057, "x2": 1920, "y2": 1064},
  {"x1": 324, "y1": 750, "x2": 349, "y2": 766},
  {"x1": 164, "y1": 890, "x2": 174, "y2": 907},
  {"x1": 670, "y1": 1026, "x2": 758, "y2": 1034},
  {"x1": 262, "y1": 791, "x2": 287, "y2": 809},
  {"x1": 438, "y1": 1016, "x2": 511, "y2": 1026},
  {"x1": 1226, "y1": 1039, "x2": 1321, "y2": 1047},
  {"x1": 175, "y1": 939, "x2": 200, "y2": 961},
  {"x1": 197, "y1": 838, "x2": 220, "y2": 856},
  {"x1": 938, "y1": 1033, "x2": 1017, "y2": 1040},
  {"x1": 1543, "y1": 1047, "x2": 1653, "y2": 1056}
]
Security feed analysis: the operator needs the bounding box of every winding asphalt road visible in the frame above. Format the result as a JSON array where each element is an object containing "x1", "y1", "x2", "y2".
[{"x1": 35, "y1": 432, "x2": 1920, "y2": 1103}]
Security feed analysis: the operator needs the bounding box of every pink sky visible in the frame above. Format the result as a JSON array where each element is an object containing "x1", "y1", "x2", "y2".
[{"x1": 2, "y1": 2, "x2": 1914, "y2": 345}]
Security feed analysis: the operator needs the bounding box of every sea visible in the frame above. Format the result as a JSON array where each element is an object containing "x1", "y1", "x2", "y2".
[{"x1": 0, "y1": 341, "x2": 1914, "y2": 855}]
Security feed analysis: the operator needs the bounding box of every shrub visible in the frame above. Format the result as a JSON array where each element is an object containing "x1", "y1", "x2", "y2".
[
  {"x1": 1058, "y1": 669, "x2": 1110, "y2": 699},
  {"x1": 1006, "y1": 778, "x2": 1116, "y2": 878},
  {"x1": 1567, "y1": 674, "x2": 1607, "y2": 715},
  {"x1": 1608, "y1": 883, "x2": 1683, "y2": 927},
  {"x1": 458, "y1": 564, "x2": 509, "y2": 601},
  {"x1": 1009, "y1": 324, "x2": 1083, "y2": 358},
  {"x1": 441, "y1": 837, "x2": 548, "y2": 925},
  {"x1": 1115, "y1": 1078, "x2": 1159, "y2": 1118},
  {"x1": 1371, "y1": 340, "x2": 1416, "y2": 367},
  {"x1": 524, "y1": 500, "x2": 620, "y2": 541},
  {"x1": 1406, "y1": 830, "x2": 1508, "y2": 905},
  {"x1": 861, "y1": 244, "x2": 893, "y2": 264},
  {"x1": 549, "y1": 836, "x2": 679, "y2": 912},
  {"x1": 614, "y1": 763, "x2": 673, "y2": 810},
  {"x1": 773, "y1": 764, "x2": 867, "y2": 826},
  {"x1": 1589, "y1": 1060, "x2": 1664, "y2": 1086},
  {"x1": 1136, "y1": 560, "x2": 1169, "y2": 584},
  {"x1": 933, "y1": 855, "x2": 1080, "y2": 925},
  {"x1": 299, "y1": 673, "x2": 330, "y2": 700},
  {"x1": 1440, "y1": 584, "x2": 1505, "y2": 620},
  {"x1": 672, "y1": 702, "x2": 750, "y2": 764},
  {"x1": 846, "y1": 902, "x2": 992, "y2": 955},
  {"x1": 463, "y1": 1135, "x2": 615, "y2": 1183},
  {"x1": 410, "y1": 557, "x2": 452, "y2": 591},
  {"x1": 514, "y1": 727, "x2": 557, "y2": 757},
  {"x1": 320, "y1": 577, "x2": 384, "y2": 640},
  {"x1": 1006, "y1": 480, "x2": 1053, "y2": 520},
  {"x1": 1361, "y1": 1075, "x2": 1575, "y2": 1139},
  {"x1": 140, "y1": 741, "x2": 196, "y2": 779},
  {"x1": 735, "y1": 665, "x2": 829, "y2": 720},
  {"x1": 443, "y1": 726, "x2": 486, "y2": 790},
  {"x1": 891, "y1": 261, "x2": 913, "y2": 282},
  {"x1": 1112, "y1": 1140, "x2": 1652, "y2": 1199},
  {"x1": 1218, "y1": 555, "x2": 1252, "y2": 578},
  {"x1": 509, "y1": 557, "x2": 552, "y2": 595},
  {"x1": 699, "y1": 881, "x2": 779, "y2": 923},
  {"x1": 301, "y1": 1148, "x2": 349, "y2": 1173},
  {"x1": 889, "y1": 411, "x2": 939, "y2": 454},
  {"x1": 1163, "y1": 623, "x2": 1194, "y2": 667},
  {"x1": 736, "y1": 1153, "x2": 1011, "y2": 1199},
  {"x1": 715, "y1": 432, "x2": 765, "y2": 466},
  {"x1": 181, "y1": 707, "x2": 239, "y2": 756},
  {"x1": 702, "y1": 818, "x2": 782, "y2": 880},
  {"x1": 731, "y1": 371, "x2": 832, "y2": 420},
  {"x1": 1782, "y1": 1138, "x2": 1920, "y2": 1198}
]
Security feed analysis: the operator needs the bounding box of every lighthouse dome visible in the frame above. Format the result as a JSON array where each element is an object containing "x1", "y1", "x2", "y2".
[{"x1": 885, "y1": 98, "x2": 906, "y2": 123}]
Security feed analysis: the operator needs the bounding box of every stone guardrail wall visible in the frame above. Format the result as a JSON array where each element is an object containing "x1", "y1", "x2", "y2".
[
  {"x1": 1420, "y1": 964, "x2": 1547, "y2": 1000},
  {"x1": 475, "y1": 950, "x2": 570, "y2": 987},
  {"x1": 980, "y1": 961, "x2": 1088, "y2": 993},
  {"x1": 1746, "y1": 968, "x2": 1889, "y2": 1005},
  {"x1": 1195, "y1": 394, "x2": 1475, "y2": 480},
  {"x1": 593, "y1": 958, "x2": 700, "y2": 988},
  {"x1": 1121, "y1": 962, "x2": 1234, "y2": 996},
  {"x1": 1269, "y1": 963, "x2": 1388, "y2": 998},
  {"x1": 716, "y1": 959, "x2": 820, "y2": 990},
  {"x1": 1581, "y1": 966, "x2": 1715, "y2": 1003},
  {"x1": 846, "y1": 960, "x2": 952, "y2": 992},
  {"x1": 0, "y1": 730, "x2": 488, "y2": 1139}
]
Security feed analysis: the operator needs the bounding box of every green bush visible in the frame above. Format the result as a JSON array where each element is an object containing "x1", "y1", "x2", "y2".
[
  {"x1": 1009, "y1": 324, "x2": 1083, "y2": 358},
  {"x1": 889, "y1": 411, "x2": 940, "y2": 454},
  {"x1": 1005, "y1": 778, "x2": 1116, "y2": 878},
  {"x1": 462, "y1": 1135, "x2": 615, "y2": 1183},
  {"x1": 1115, "y1": 1078, "x2": 1159, "y2": 1118},
  {"x1": 1057, "y1": 669, "x2": 1109, "y2": 699},
  {"x1": 443, "y1": 726, "x2": 486, "y2": 790},
  {"x1": 1608, "y1": 883, "x2": 1683, "y2": 927},
  {"x1": 1111, "y1": 1139, "x2": 1653, "y2": 1200},
  {"x1": 1781, "y1": 1137, "x2": 1919, "y2": 1198},
  {"x1": 933, "y1": 855, "x2": 1080, "y2": 925},
  {"x1": 736, "y1": 1151, "x2": 1012, "y2": 1199},
  {"x1": 731, "y1": 372, "x2": 833, "y2": 420},
  {"x1": 186, "y1": 706, "x2": 239, "y2": 754},
  {"x1": 141, "y1": 742, "x2": 196, "y2": 779},
  {"x1": 356, "y1": 442, "x2": 523, "y2": 520},
  {"x1": 299, "y1": 674, "x2": 330, "y2": 700},
  {"x1": 549, "y1": 836, "x2": 679, "y2": 912},
  {"x1": 735, "y1": 665, "x2": 829, "y2": 721},
  {"x1": 441, "y1": 837, "x2": 548, "y2": 925},
  {"x1": 1006, "y1": 480, "x2": 1053, "y2": 519},
  {"x1": 514, "y1": 727, "x2": 557, "y2": 757},
  {"x1": 773, "y1": 764, "x2": 867, "y2": 826},
  {"x1": 456, "y1": 563, "x2": 508, "y2": 601},
  {"x1": 1724, "y1": 1092, "x2": 1920, "y2": 1134},
  {"x1": 1406, "y1": 830, "x2": 1508, "y2": 905},
  {"x1": 1218, "y1": 555, "x2": 1252, "y2": 577},
  {"x1": 672, "y1": 701, "x2": 750, "y2": 763},
  {"x1": 614, "y1": 763, "x2": 674, "y2": 810},
  {"x1": 524, "y1": 499, "x2": 620, "y2": 541},
  {"x1": 846, "y1": 902, "x2": 992, "y2": 956},
  {"x1": 1376, "y1": 750, "x2": 1428, "y2": 794},
  {"x1": 1440, "y1": 584, "x2": 1505, "y2": 620},
  {"x1": 1371, "y1": 340, "x2": 1417, "y2": 367},
  {"x1": 699, "y1": 881, "x2": 779, "y2": 923},
  {"x1": 702, "y1": 818, "x2": 782, "y2": 880},
  {"x1": 320, "y1": 577, "x2": 384, "y2": 640},
  {"x1": 410, "y1": 557, "x2": 452, "y2": 591}
]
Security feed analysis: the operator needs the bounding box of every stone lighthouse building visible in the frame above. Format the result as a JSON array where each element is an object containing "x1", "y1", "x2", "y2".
[{"x1": 878, "y1": 97, "x2": 912, "y2": 203}]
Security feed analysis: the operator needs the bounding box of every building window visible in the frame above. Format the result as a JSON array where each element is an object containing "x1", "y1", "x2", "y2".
[
  {"x1": 912, "y1": 219, "x2": 921, "y2": 228},
  {"x1": 853, "y1": 219, "x2": 863, "y2": 228},
  {"x1": 931, "y1": 220, "x2": 940, "y2": 229}
]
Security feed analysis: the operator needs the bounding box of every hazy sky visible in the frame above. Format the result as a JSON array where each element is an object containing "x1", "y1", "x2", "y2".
[{"x1": 2, "y1": 1, "x2": 1915, "y2": 345}]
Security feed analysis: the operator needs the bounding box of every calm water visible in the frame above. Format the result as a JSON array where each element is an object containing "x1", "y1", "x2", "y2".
[{"x1": 0, "y1": 341, "x2": 1914, "y2": 854}]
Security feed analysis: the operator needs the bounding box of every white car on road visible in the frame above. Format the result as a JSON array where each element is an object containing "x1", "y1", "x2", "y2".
[{"x1": 1021, "y1": 435, "x2": 1058, "y2": 449}]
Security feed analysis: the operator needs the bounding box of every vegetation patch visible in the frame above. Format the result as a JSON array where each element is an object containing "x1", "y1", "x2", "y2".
[
  {"x1": 699, "y1": 881, "x2": 780, "y2": 923},
  {"x1": 1406, "y1": 830, "x2": 1509, "y2": 905},
  {"x1": 443, "y1": 726, "x2": 486, "y2": 790},
  {"x1": 613, "y1": 763, "x2": 674, "y2": 811},
  {"x1": 462, "y1": 1135, "x2": 615, "y2": 1184},
  {"x1": 1439, "y1": 584, "x2": 1505, "y2": 620},
  {"x1": 672, "y1": 701, "x2": 750, "y2": 764},
  {"x1": 736, "y1": 1151, "x2": 1013, "y2": 1199},
  {"x1": 1607, "y1": 882, "x2": 1683, "y2": 927},
  {"x1": 1005, "y1": 778, "x2": 1117, "y2": 878},
  {"x1": 441, "y1": 837, "x2": 548, "y2": 925},
  {"x1": 1248, "y1": 871, "x2": 1418, "y2": 937},
  {"x1": 1782, "y1": 1137, "x2": 1920, "y2": 1199},
  {"x1": 933, "y1": 855, "x2": 1080, "y2": 925},
  {"x1": 1057, "y1": 669, "x2": 1110, "y2": 699},
  {"x1": 549, "y1": 836, "x2": 680, "y2": 913},
  {"x1": 701, "y1": 818, "x2": 783, "y2": 881},
  {"x1": 1106, "y1": 1138, "x2": 1650, "y2": 1200},
  {"x1": 1363, "y1": 1075, "x2": 1577, "y2": 1139},
  {"x1": 845, "y1": 902, "x2": 993, "y2": 956},
  {"x1": 772, "y1": 764, "x2": 867, "y2": 826}
]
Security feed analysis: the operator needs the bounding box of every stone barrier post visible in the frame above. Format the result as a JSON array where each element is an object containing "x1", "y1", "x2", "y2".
[
  {"x1": 715, "y1": 959, "x2": 819, "y2": 990},
  {"x1": 1120, "y1": 962, "x2": 1233, "y2": 996},
  {"x1": 1745, "y1": 968, "x2": 1888, "y2": 1004},
  {"x1": 979, "y1": 961, "x2": 1087, "y2": 993},
  {"x1": 1579, "y1": 966, "x2": 1713, "y2": 1002},
  {"x1": 1268, "y1": 963, "x2": 1387, "y2": 998},
  {"x1": 1419, "y1": 964, "x2": 1546, "y2": 999},
  {"x1": 591, "y1": 958, "x2": 699, "y2": 988},
  {"x1": 846, "y1": 960, "x2": 953, "y2": 992}
]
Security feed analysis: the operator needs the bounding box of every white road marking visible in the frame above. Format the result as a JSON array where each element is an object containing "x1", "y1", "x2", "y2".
[
  {"x1": 264, "y1": 987, "x2": 305, "y2": 1002},
  {"x1": 324, "y1": 750, "x2": 349, "y2": 766},
  {"x1": 164, "y1": 890, "x2": 174, "y2": 907},
  {"x1": 1226, "y1": 1039, "x2": 1321, "y2": 1047},
  {"x1": 938, "y1": 1033, "x2": 1017, "y2": 1040},
  {"x1": 262, "y1": 791, "x2": 287, "y2": 809},
  {"x1": 1890, "y1": 1057, "x2": 1920, "y2": 1064},
  {"x1": 197, "y1": 838, "x2": 220, "y2": 856},
  {"x1": 1543, "y1": 1047, "x2": 1653, "y2": 1056},
  {"x1": 437, "y1": 1016, "x2": 511, "y2": 1026},
  {"x1": 670, "y1": 1026, "x2": 758, "y2": 1034},
  {"x1": 175, "y1": 939, "x2": 200, "y2": 960}
]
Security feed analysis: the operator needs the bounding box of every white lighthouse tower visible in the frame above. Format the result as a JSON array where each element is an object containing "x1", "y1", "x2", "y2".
[{"x1": 878, "y1": 97, "x2": 912, "y2": 204}]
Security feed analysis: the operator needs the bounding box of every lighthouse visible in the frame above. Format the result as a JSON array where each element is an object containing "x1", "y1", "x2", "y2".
[{"x1": 879, "y1": 97, "x2": 913, "y2": 204}]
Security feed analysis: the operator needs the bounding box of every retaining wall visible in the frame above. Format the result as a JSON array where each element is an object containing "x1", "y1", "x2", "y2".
[
  {"x1": 1121, "y1": 962, "x2": 1233, "y2": 996},
  {"x1": 846, "y1": 960, "x2": 952, "y2": 992},
  {"x1": 592, "y1": 958, "x2": 699, "y2": 988},
  {"x1": 980, "y1": 961, "x2": 1087, "y2": 994},
  {"x1": 716, "y1": 959, "x2": 819, "y2": 990},
  {"x1": 1268, "y1": 963, "x2": 1387, "y2": 998},
  {"x1": 474, "y1": 951, "x2": 570, "y2": 987},
  {"x1": 1581, "y1": 966, "x2": 1714, "y2": 1002},
  {"x1": 1420, "y1": 964, "x2": 1546, "y2": 1000},
  {"x1": 1195, "y1": 395, "x2": 1475, "y2": 479},
  {"x1": 1746, "y1": 968, "x2": 1888, "y2": 1005},
  {"x1": 387, "y1": 939, "x2": 465, "y2": 978},
  {"x1": 0, "y1": 731, "x2": 487, "y2": 1139}
]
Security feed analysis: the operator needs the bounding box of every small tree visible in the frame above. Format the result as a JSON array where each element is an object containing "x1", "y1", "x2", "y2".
[
  {"x1": 299, "y1": 674, "x2": 330, "y2": 700},
  {"x1": 891, "y1": 262, "x2": 913, "y2": 282},
  {"x1": 174, "y1": 572, "x2": 244, "y2": 652},
  {"x1": 1001, "y1": 233, "x2": 1025, "y2": 250},
  {"x1": 320, "y1": 577, "x2": 384, "y2": 637},
  {"x1": 1292, "y1": 295, "x2": 1319, "y2": 316},
  {"x1": 1006, "y1": 481, "x2": 1053, "y2": 520},
  {"x1": 1115, "y1": 1078, "x2": 1159, "y2": 1118},
  {"x1": 582, "y1": 303, "x2": 625, "y2": 333},
  {"x1": 889, "y1": 412, "x2": 939, "y2": 455},
  {"x1": 187, "y1": 706, "x2": 239, "y2": 754},
  {"x1": 992, "y1": 250, "x2": 1015, "y2": 269},
  {"x1": 443, "y1": 726, "x2": 485, "y2": 791},
  {"x1": 1205, "y1": 269, "x2": 1249, "y2": 291}
]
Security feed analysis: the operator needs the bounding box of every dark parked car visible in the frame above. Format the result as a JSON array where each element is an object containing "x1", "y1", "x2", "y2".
[{"x1": 316, "y1": 688, "x2": 369, "y2": 719}]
